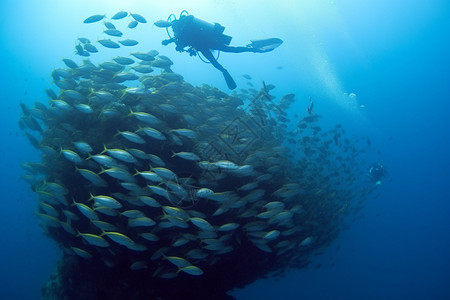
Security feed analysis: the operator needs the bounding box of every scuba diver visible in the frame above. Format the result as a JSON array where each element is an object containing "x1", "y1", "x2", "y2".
[
  {"x1": 368, "y1": 162, "x2": 391, "y2": 185},
  {"x1": 156, "y1": 11, "x2": 283, "y2": 90}
]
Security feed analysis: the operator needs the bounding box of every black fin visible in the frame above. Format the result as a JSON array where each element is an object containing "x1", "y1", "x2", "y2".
[
  {"x1": 248, "y1": 38, "x2": 283, "y2": 52},
  {"x1": 222, "y1": 70, "x2": 237, "y2": 90}
]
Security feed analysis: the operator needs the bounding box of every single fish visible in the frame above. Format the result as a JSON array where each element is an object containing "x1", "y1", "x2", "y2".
[
  {"x1": 94, "y1": 206, "x2": 119, "y2": 217},
  {"x1": 36, "y1": 212, "x2": 60, "y2": 228},
  {"x1": 263, "y1": 201, "x2": 285, "y2": 211},
  {"x1": 121, "y1": 210, "x2": 146, "y2": 218},
  {"x1": 100, "y1": 61, "x2": 124, "y2": 72},
  {"x1": 139, "y1": 127, "x2": 166, "y2": 141},
  {"x1": 39, "y1": 201, "x2": 59, "y2": 217},
  {"x1": 140, "y1": 232, "x2": 160, "y2": 242},
  {"x1": 111, "y1": 11, "x2": 128, "y2": 20},
  {"x1": 263, "y1": 230, "x2": 280, "y2": 241},
  {"x1": 154, "y1": 20, "x2": 172, "y2": 28},
  {"x1": 238, "y1": 182, "x2": 258, "y2": 191},
  {"x1": 77, "y1": 231, "x2": 110, "y2": 247},
  {"x1": 129, "y1": 109, "x2": 162, "y2": 125},
  {"x1": 100, "y1": 167, "x2": 135, "y2": 182},
  {"x1": 172, "y1": 151, "x2": 200, "y2": 161},
  {"x1": 51, "y1": 99, "x2": 73, "y2": 112},
  {"x1": 83, "y1": 14, "x2": 105, "y2": 24},
  {"x1": 74, "y1": 103, "x2": 93, "y2": 114},
  {"x1": 103, "y1": 21, "x2": 116, "y2": 29},
  {"x1": 178, "y1": 265, "x2": 204, "y2": 276},
  {"x1": 112, "y1": 56, "x2": 134, "y2": 65},
  {"x1": 218, "y1": 223, "x2": 240, "y2": 232},
  {"x1": 104, "y1": 29, "x2": 123, "y2": 37},
  {"x1": 120, "y1": 182, "x2": 141, "y2": 191},
  {"x1": 128, "y1": 217, "x2": 156, "y2": 227},
  {"x1": 62, "y1": 58, "x2": 78, "y2": 69},
  {"x1": 131, "y1": 65, "x2": 153, "y2": 73},
  {"x1": 60, "y1": 149, "x2": 84, "y2": 165},
  {"x1": 152, "y1": 167, "x2": 177, "y2": 181},
  {"x1": 119, "y1": 39, "x2": 139, "y2": 46},
  {"x1": 78, "y1": 37, "x2": 91, "y2": 44},
  {"x1": 137, "y1": 196, "x2": 160, "y2": 207},
  {"x1": 98, "y1": 39, "x2": 120, "y2": 49},
  {"x1": 76, "y1": 168, "x2": 108, "y2": 187},
  {"x1": 148, "y1": 185, "x2": 171, "y2": 200},
  {"x1": 159, "y1": 103, "x2": 178, "y2": 113},
  {"x1": 73, "y1": 141, "x2": 93, "y2": 154},
  {"x1": 91, "y1": 220, "x2": 117, "y2": 231},
  {"x1": 131, "y1": 52, "x2": 155, "y2": 61},
  {"x1": 125, "y1": 87, "x2": 151, "y2": 94},
  {"x1": 190, "y1": 217, "x2": 214, "y2": 231},
  {"x1": 89, "y1": 194, "x2": 122, "y2": 209},
  {"x1": 128, "y1": 20, "x2": 138, "y2": 29},
  {"x1": 166, "y1": 256, "x2": 191, "y2": 268},
  {"x1": 102, "y1": 146, "x2": 137, "y2": 163},
  {"x1": 268, "y1": 211, "x2": 294, "y2": 225},
  {"x1": 114, "y1": 72, "x2": 139, "y2": 81},
  {"x1": 130, "y1": 13, "x2": 147, "y2": 23},
  {"x1": 72, "y1": 199, "x2": 99, "y2": 220},
  {"x1": 162, "y1": 206, "x2": 189, "y2": 220},
  {"x1": 94, "y1": 90, "x2": 117, "y2": 102},
  {"x1": 170, "y1": 128, "x2": 197, "y2": 139},
  {"x1": 300, "y1": 237, "x2": 313, "y2": 246},
  {"x1": 70, "y1": 246, "x2": 92, "y2": 258},
  {"x1": 195, "y1": 188, "x2": 214, "y2": 198},
  {"x1": 147, "y1": 154, "x2": 165, "y2": 166},
  {"x1": 173, "y1": 237, "x2": 190, "y2": 247},
  {"x1": 135, "y1": 170, "x2": 163, "y2": 183},
  {"x1": 130, "y1": 261, "x2": 147, "y2": 270},
  {"x1": 116, "y1": 130, "x2": 146, "y2": 144},
  {"x1": 88, "y1": 154, "x2": 117, "y2": 168},
  {"x1": 213, "y1": 160, "x2": 239, "y2": 170},
  {"x1": 83, "y1": 43, "x2": 98, "y2": 53},
  {"x1": 102, "y1": 231, "x2": 136, "y2": 247}
]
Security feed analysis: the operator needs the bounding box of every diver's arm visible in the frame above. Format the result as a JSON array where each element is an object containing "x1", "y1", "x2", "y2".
[
  {"x1": 162, "y1": 38, "x2": 176, "y2": 46},
  {"x1": 162, "y1": 36, "x2": 188, "y2": 54},
  {"x1": 162, "y1": 38, "x2": 185, "y2": 53}
]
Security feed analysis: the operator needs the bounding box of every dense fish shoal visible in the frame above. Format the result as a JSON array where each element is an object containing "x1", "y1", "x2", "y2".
[{"x1": 19, "y1": 12, "x2": 376, "y2": 300}]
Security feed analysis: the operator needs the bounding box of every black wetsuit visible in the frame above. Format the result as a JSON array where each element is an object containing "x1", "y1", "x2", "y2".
[{"x1": 166, "y1": 15, "x2": 262, "y2": 90}]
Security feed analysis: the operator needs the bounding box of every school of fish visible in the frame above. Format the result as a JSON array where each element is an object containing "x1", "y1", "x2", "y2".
[{"x1": 18, "y1": 12, "x2": 376, "y2": 299}]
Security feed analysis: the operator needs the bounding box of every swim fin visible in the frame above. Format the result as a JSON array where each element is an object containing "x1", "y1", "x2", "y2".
[
  {"x1": 222, "y1": 69, "x2": 237, "y2": 90},
  {"x1": 248, "y1": 38, "x2": 283, "y2": 52}
]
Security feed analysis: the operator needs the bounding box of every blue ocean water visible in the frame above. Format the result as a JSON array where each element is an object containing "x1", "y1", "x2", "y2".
[{"x1": 0, "y1": 1, "x2": 449, "y2": 299}]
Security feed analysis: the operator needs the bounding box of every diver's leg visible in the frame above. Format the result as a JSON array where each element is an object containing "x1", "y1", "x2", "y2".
[
  {"x1": 200, "y1": 49, "x2": 227, "y2": 71},
  {"x1": 200, "y1": 49, "x2": 237, "y2": 90},
  {"x1": 218, "y1": 45, "x2": 261, "y2": 53}
]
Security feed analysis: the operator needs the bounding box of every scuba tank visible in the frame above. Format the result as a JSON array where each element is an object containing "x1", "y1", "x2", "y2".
[
  {"x1": 192, "y1": 16, "x2": 232, "y2": 45},
  {"x1": 178, "y1": 13, "x2": 232, "y2": 46},
  {"x1": 190, "y1": 16, "x2": 225, "y2": 34}
]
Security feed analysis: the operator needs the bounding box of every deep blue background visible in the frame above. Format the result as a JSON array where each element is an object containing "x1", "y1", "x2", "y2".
[{"x1": 0, "y1": 1, "x2": 449, "y2": 299}]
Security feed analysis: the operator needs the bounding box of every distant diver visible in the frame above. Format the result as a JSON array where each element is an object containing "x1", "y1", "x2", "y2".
[
  {"x1": 368, "y1": 162, "x2": 391, "y2": 185},
  {"x1": 156, "y1": 11, "x2": 283, "y2": 90},
  {"x1": 307, "y1": 97, "x2": 314, "y2": 115}
]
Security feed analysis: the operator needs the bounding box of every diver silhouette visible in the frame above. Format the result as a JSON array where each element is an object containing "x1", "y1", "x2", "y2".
[
  {"x1": 158, "y1": 11, "x2": 283, "y2": 90},
  {"x1": 368, "y1": 162, "x2": 391, "y2": 185}
]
